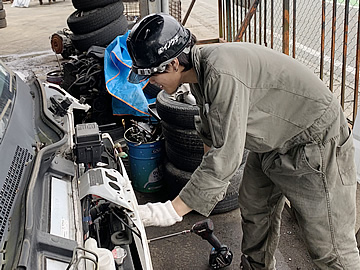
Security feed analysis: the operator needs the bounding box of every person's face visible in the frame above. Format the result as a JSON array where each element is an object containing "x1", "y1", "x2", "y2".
[{"x1": 148, "y1": 59, "x2": 181, "y2": 95}]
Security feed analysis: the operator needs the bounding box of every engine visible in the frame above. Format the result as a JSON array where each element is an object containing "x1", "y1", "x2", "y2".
[{"x1": 67, "y1": 122, "x2": 152, "y2": 269}]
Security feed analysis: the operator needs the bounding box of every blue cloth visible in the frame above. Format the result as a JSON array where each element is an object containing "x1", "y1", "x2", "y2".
[{"x1": 104, "y1": 31, "x2": 155, "y2": 117}]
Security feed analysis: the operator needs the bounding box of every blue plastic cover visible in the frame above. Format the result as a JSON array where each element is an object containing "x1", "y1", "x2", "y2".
[{"x1": 104, "y1": 31, "x2": 155, "y2": 117}]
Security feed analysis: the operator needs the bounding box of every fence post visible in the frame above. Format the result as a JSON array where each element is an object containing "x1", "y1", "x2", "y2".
[
  {"x1": 235, "y1": 0, "x2": 260, "y2": 42},
  {"x1": 182, "y1": 0, "x2": 196, "y2": 25},
  {"x1": 330, "y1": 0, "x2": 337, "y2": 92},
  {"x1": 340, "y1": 0, "x2": 350, "y2": 109},
  {"x1": 264, "y1": 0, "x2": 267, "y2": 46},
  {"x1": 226, "y1": 0, "x2": 232, "y2": 41},
  {"x1": 218, "y1": 0, "x2": 223, "y2": 39},
  {"x1": 139, "y1": 0, "x2": 149, "y2": 18},
  {"x1": 259, "y1": 0, "x2": 262, "y2": 45},
  {"x1": 283, "y1": 0, "x2": 289, "y2": 55},
  {"x1": 354, "y1": 2, "x2": 360, "y2": 121},
  {"x1": 292, "y1": 0, "x2": 296, "y2": 58},
  {"x1": 320, "y1": 0, "x2": 325, "y2": 80},
  {"x1": 248, "y1": 0, "x2": 251, "y2": 42},
  {"x1": 271, "y1": 0, "x2": 274, "y2": 48}
]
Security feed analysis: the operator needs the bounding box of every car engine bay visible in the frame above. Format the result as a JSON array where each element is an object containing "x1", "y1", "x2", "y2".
[{"x1": 0, "y1": 65, "x2": 152, "y2": 270}]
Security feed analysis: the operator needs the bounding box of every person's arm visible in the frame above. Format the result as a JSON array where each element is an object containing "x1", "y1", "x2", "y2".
[
  {"x1": 179, "y1": 73, "x2": 250, "y2": 217},
  {"x1": 171, "y1": 144, "x2": 210, "y2": 217},
  {"x1": 172, "y1": 195, "x2": 192, "y2": 216},
  {"x1": 136, "y1": 145, "x2": 207, "y2": 227},
  {"x1": 204, "y1": 144, "x2": 211, "y2": 154},
  {"x1": 137, "y1": 74, "x2": 249, "y2": 226},
  {"x1": 137, "y1": 200, "x2": 183, "y2": 227}
]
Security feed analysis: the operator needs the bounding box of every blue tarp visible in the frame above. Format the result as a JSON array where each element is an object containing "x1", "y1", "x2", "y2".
[{"x1": 104, "y1": 31, "x2": 155, "y2": 117}]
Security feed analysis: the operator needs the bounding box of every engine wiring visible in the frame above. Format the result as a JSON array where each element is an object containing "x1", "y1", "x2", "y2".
[{"x1": 110, "y1": 207, "x2": 142, "y2": 240}]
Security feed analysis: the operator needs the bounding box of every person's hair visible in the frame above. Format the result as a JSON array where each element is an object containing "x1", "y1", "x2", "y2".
[{"x1": 177, "y1": 33, "x2": 197, "y2": 72}]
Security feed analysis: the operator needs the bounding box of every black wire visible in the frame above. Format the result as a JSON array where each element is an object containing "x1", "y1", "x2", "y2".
[
  {"x1": 69, "y1": 69, "x2": 101, "y2": 90},
  {"x1": 111, "y1": 209, "x2": 142, "y2": 239},
  {"x1": 65, "y1": 57, "x2": 103, "y2": 97},
  {"x1": 66, "y1": 75, "x2": 85, "y2": 93},
  {"x1": 94, "y1": 219, "x2": 102, "y2": 247},
  {"x1": 74, "y1": 76, "x2": 93, "y2": 86},
  {"x1": 104, "y1": 146, "x2": 116, "y2": 162},
  {"x1": 85, "y1": 63, "x2": 100, "y2": 77}
]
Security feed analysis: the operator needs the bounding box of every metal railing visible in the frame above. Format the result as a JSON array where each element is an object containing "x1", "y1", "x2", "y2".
[
  {"x1": 124, "y1": 0, "x2": 181, "y2": 22},
  {"x1": 183, "y1": 0, "x2": 360, "y2": 123}
]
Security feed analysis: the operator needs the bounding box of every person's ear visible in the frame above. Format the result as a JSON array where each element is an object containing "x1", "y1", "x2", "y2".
[{"x1": 171, "y1": 58, "x2": 179, "y2": 72}]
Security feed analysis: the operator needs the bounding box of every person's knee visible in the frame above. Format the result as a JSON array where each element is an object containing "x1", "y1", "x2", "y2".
[{"x1": 306, "y1": 239, "x2": 360, "y2": 269}]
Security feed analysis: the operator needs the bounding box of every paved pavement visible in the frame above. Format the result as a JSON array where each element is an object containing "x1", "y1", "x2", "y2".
[
  {"x1": 0, "y1": 1, "x2": 359, "y2": 269},
  {"x1": 0, "y1": 0, "x2": 75, "y2": 81},
  {"x1": 180, "y1": 0, "x2": 219, "y2": 40}
]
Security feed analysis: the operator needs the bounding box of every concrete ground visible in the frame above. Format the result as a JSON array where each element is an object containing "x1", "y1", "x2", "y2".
[{"x1": 0, "y1": 1, "x2": 359, "y2": 269}]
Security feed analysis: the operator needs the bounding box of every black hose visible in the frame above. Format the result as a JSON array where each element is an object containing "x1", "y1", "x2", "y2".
[
  {"x1": 111, "y1": 209, "x2": 142, "y2": 239},
  {"x1": 89, "y1": 202, "x2": 110, "y2": 221}
]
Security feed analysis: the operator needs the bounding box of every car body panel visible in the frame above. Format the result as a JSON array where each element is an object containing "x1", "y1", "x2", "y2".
[{"x1": 0, "y1": 60, "x2": 153, "y2": 270}]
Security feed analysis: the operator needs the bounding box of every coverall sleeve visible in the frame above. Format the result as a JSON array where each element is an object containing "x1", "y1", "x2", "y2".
[
  {"x1": 179, "y1": 73, "x2": 250, "y2": 216},
  {"x1": 193, "y1": 106, "x2": 213, "y2": 148}
]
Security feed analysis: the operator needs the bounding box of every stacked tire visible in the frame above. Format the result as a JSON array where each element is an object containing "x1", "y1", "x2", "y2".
[
  {"x1": 156, "y1": 90, "x2": 249, "y2": 214},
  {"x1": 67, "y1": 0, "x2": 128, "y2": 53},
  {"x1": 0, "y1": 0, "x2": 6, "y2": 29}
]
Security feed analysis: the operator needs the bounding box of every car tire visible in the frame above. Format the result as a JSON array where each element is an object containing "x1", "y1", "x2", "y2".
[
  {"x1": 165, "y1": 142, "x2": 203, "y2": 172},
  {"x1": 211, "y1": 166, "x2": 244, "y2": 215},
  {"x1": 163, "y1": 160, "x2": 191, "y2": 199},
  {"x1": 71, "y1": 15, "x2": 128, "y2": 52},
  {"x1": 0, "y1": 18, "x2": 6, "y2": 28},
  {"x1": 67, "y1": 2, "x2": 124, "y2": 35},
  {"x1": 0, "y1": 9, "x2": 5, "y2": 20},
  {"x1": 72, "y1": 0, "x2": 120, "y2": 11},
  {"x1": 161, "y1": 121, "x2": 203, "y2": 154},
  {"x1": 143, "y1": 83, "x2": 162, "y2": 99},
  {"x1": 163, "y1": 160, "x2": 246, "y2": 215},
  {"x1": 156, "y1": 90, "x2": 199, "y2": 129}
]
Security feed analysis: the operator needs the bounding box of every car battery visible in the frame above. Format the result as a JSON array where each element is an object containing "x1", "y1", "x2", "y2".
[{"x1": 74, "y1": 123, "x2": 104, "y2": 166}]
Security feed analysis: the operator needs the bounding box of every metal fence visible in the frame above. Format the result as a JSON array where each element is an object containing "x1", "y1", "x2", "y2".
[
  {"x1": 123, "y1": 0, "x2": 141, "y2": 21},
  {"x1": 185, "y1": 0, "x2": 360, "y2": 124},
  {"x1": 123, "y1": 0, "x2": 182, "y2": 22}
]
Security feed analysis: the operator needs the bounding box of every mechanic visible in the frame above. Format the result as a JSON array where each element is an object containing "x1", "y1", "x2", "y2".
[{"x1": 126, "y1": 13, "x2": 360, "y2": 269}]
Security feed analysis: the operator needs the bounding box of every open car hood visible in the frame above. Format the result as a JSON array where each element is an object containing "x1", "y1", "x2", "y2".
[{"x1": 0, "y1": 61, "x2": 153, "y2": 270}]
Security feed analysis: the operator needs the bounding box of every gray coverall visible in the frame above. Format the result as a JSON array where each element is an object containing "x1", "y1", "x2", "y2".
[{"x1": 178, "y1": 42, "x2": 360, "y2": 269}]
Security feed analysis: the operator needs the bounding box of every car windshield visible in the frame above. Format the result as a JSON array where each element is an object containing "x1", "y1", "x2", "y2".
[{"x1": 0, "y1": 63, "x2": 15, "y2": 142}]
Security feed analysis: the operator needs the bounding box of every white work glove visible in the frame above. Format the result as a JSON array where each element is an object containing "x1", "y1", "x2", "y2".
[{"x1": 138, "y1": 200, "x2": 183, "y2": 227}]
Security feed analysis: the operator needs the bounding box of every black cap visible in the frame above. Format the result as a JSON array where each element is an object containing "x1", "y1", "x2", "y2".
[{"x1": 127, "y1": 13, "x2": 190, "y2": 84}]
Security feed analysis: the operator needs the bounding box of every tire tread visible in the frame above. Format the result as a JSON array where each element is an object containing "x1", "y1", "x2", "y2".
[
  {"x1": 156, "y1": 90, "x2": 199, "y2": 129},
  {"x1": 67, "y1": 1, "x2": 124, "y2": 35},
  {"x1": 72, "y1": 0, "x2": 120, "y2": 11},
  {"x1": 71, "y1": 15, "x2": 128, "y2": 52}
]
